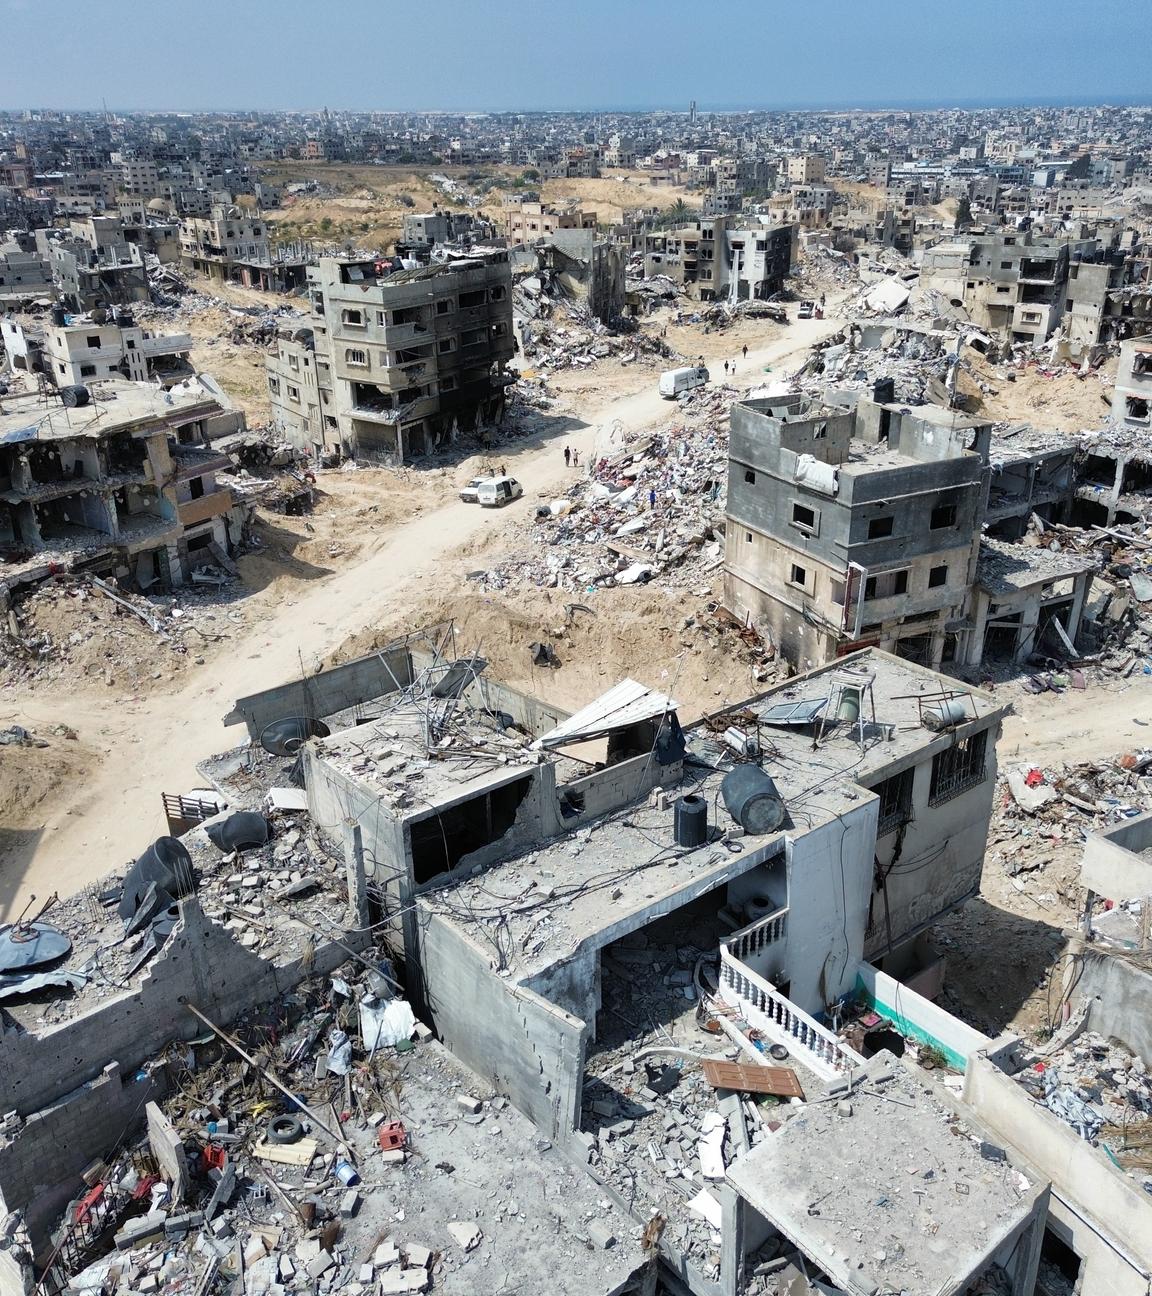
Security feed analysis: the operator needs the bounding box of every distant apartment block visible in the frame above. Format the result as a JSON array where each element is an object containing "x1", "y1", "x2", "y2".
[
  {"x1": 643, "y1": 216, "x2": 795, "y2": 302},
  {"x1": 505, "y1": 201, "x2": 597, "y2": 245},
  {"x1": 787, "y1": 153, "x2": 826, "y2": 184},
  {"x1": 179, "y1": 202, "x2": 308, "y2": 292}
]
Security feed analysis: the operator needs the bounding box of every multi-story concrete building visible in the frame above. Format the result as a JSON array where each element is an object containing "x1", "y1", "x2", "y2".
[
  {"x1": 921, "y1": 230, "x2": 1111, "y2": 345},
  {"x1": 179, "y1": 202, "x2": 308, "y2": 292},
  {"x1": 0, "y1": 378, "x2": 243, "y2": 598},
  {"x1": 0, "y1": 239, "x2": 53, "y2": 301},
  {"x1": 36, "y1": 216, "x2": 150, "y2": 311},
  {"x1": 642, "y1": 216, "x2": 795, "y2": 303},
  {"x1": 505, "y1": 200, "x2": 597, "y2": 245},
  {"x1": 724, "y1": 395, "x2": 987, "y2": 670},
  {"x1": 787, "y1": 153, "x2": 826, "y2": 184},
  {"x1": 2, "y1": 307, "x2": 193, "y2": 389},
  {"x1": 1112, "y1": 336, "x2": 1152, "y2": 428},
  {"x1": 266, "y1": 252, "x2": 516, "y2": 461}
]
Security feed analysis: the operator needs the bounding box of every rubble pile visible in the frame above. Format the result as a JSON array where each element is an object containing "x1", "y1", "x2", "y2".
[
  {"x1": 10, "y1": 965, "x2": 633, "y2": 1296},
  {"x1": 985, "y1": 751, "x2": 1152, "y2": 919},
  {"x1": 473, "y1": 385, "x2": 735, "y2": 595},
  {"x1": 1016, "y1": 1031, "x2": 1152, "y2": 1190},
  {"x1": 0, "y1": 573, "x2": 255, "y2": 690},
  {"x1": 791, "y1": 246, "x2": 861, "y2": 296},
  {"x1": 580, "y1": 925, "x2": 813, "y2": 1290},
  {"x1": 792, "y1": 327, "x2": 965, "y2": 406},
  {"x1": 519, "y1": 303, "x2": 679, "y2": 374}
]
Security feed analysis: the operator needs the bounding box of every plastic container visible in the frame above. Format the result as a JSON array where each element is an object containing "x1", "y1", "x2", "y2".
[
  {"x1": 334, "y1": 1161, "x2": 360, "y2": 1186},
  {"x1": 674, "y1": 795, "x2": 708, "y2": 848},
  {"x1": 721, "y1": 766, "x2": 786, "y2": 835}
]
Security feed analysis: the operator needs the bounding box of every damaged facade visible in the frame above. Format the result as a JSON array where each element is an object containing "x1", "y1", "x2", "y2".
[
  {"x1": 0, "y1": 378, "x2": 244, "y2": 600},
  {"x1": 266, "y1": 252, "x2": 516, "y2": 462},
  {"x1": 643, "y1": 218, "x2": 796, "y2": 303}
]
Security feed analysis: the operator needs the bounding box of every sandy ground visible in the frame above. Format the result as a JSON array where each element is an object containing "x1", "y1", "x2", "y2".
[
  {"x1": 958, "y1": 353, "x2": 1117, "y2": 433},
  {"x1": 259, "y1": 163, "x2": 693, "y2": 251},
  {"x1": 0, "y1": 313, "x2": 844, "y2": 919}
]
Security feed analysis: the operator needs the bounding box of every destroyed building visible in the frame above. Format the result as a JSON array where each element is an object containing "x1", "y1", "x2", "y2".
[
  {"x1": 35, "y1": 217, "x2": 150, "y2": 312},
  {"x1": 919, "y1": 229, "x2": 1117, "y2": 347},
  {"x1": 266, "y1": 252, "x2": 515, "y2": 462},
  {"x1": 642, "y1": 217, "x2": 796, "y2": 303},
  {"x1": 1112, "y1": 336, "x2": 1152, "y2": 428},
  {"x1": 0, "y1": 377, "x2": 244, "y2": 599},
  {"x1": 2, "y1": 306, "x2": 193, "y2": 389},
  {"x1": 179, "y1": 203, "x2": 309, "y2": 293},
  {"x1": 2, "y1": 633, "x2": 1151, "y2": 1296},
  {"x1": 535, "y1": 228, "x2": 627, "y2": 325}
]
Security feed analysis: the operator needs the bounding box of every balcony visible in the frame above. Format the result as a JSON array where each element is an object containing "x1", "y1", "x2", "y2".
[
  {"x1": 138, "y1": 332, "x2": 193, "y2": 356},
  {"x1": 177, "y1": 487, "x2": 232, "y2": 528},
  {"x1": 720, "y1": 904, "x2": 788, "y2": 963},
  {"x1": 719, "y1": 946, "x2": 863, "y2": 1080}
]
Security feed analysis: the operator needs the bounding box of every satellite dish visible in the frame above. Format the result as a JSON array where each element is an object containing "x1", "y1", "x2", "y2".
[{"x1": 0, "y1": 922, "x2": 72, "y2": 973}]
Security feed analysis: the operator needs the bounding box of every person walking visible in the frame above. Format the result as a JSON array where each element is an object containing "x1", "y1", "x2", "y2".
[
  {"x1": 649, "y1": 487, "x2": 657, "y2": 510},
  {"x1": 572, "y1": 449, "x2": 580, "y2": 468},
  {"x1": 564, "y1": 445, "x2": 571, "y2": 467},
  {"x1": 723, "y1": 360, "x2": 729, "y2": 376},
  {"x1": 742, "y1": 344, "x2": 748, "y2": 361}
]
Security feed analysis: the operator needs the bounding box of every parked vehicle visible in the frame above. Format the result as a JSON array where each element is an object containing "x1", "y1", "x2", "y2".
[
  {"x1": 477, "y1": 475, "x2": 524, "y2": 508},
  {"x1": 459, "y1": 478, "x2": 486, "y2": 503},
  {"x1": 658, "y1": 365, "x2": 709, "y2": 399},
  {"x1": 797, "y1": 300, "x2": 816, "y2": 319}
]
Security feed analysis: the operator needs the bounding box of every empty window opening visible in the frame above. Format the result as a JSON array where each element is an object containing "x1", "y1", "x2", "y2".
[
  {"x1": 792, "y1": 502, "x2": 816, "y2": 530},
  {"x1": 459, "y1": 289, "x2": 487, "y2": 308},
  {"x1": 435, "y1": 299, "x2": 453, "y2": 315},
  {"x1": 1126, "y1": 396, "x2": 1150, "y2": 422},
  {"x1": 930, "y1": 503, "x2": 957, "y2": 529},
  {"x1": 868, "y1": 516, "x2": 894, "y2": 539},
  {"x1": 744, "y1": 469, "x2": 756, "y2": 484},
  {"x1": 929, "y1": 730, "x2": 988, "y2": 805},
  {"x1": 894, "y1": 633, "x2": 932, "y2": 665},
  {"x1": 789, "y1": 563, "x2": 808, "y2": 588},
  {"x1": 864, "y1": 570, "x2": 908, "y2": 600},
  {"x1": 87, "y1": 335, "x2": 102, "y2": 348},
  {"x1": 928, "y1": 565, "x2": 948, "y2": 588},
  {"x1": 341, "y1": 308, "x2": 364, "y2": 327},
  {"x1": 409, "y1": 777, "x2": 532, "y2": 884}
]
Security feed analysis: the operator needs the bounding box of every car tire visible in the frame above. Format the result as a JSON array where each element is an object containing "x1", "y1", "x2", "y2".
[{"x1": 267, "y1": 1114, "x2": 304, "y2": 1145}]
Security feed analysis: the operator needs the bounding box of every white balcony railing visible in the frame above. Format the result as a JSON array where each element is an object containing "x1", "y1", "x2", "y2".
[
  {"x1": 721, "y1": 905, "x2": 788, "y2": 963},
  {"x1": 719, "y1": 946, "x2": 863, "y2": 1081}
]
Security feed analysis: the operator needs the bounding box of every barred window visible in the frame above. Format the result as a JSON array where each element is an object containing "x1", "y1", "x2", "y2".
[{"x1": 929, "y1": 731, "x2": 987, "y2": 805}]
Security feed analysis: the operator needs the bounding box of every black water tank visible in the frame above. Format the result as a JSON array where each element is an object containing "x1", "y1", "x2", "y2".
[
  {"x1": 873, "y1": 377, "x2": 896, "y2": 405},
  {"x1": 674, "y1": 794, "x2": 708, "y2": 848},
  {"x1": 721, "y1": 766, "x2": 786, "y2": 835},
  {"x1": 50, "y1": 304, "x2": 67, "y2": 328},
  {"x1": 60, "y1": 384, "x2": 90, "y2": 408}
]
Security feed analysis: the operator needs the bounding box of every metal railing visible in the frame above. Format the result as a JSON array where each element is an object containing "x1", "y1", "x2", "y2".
[{"x1": 719, "y1": 946, "x2": 863, "y2": 1080}]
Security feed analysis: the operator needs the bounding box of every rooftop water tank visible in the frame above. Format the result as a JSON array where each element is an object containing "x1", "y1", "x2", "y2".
[{"x1": 721, "y1": 765, "x2": 786, "y2": 835}]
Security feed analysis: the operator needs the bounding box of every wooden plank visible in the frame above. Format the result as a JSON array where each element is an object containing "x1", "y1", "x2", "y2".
[
  {"x1": 701, "y1": 1060, "x2": 805, "y2": 1099},
  {"x1": 252, "y1": 1138, "x2": 318, "y2": 1167}
]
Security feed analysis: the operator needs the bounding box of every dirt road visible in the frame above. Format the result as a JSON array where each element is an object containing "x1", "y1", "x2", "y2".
[{"x1": 0, "y1": 315, "x2": 842, "y2": 918}]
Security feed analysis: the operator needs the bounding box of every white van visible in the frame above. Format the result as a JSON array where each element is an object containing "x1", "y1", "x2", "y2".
[
  {"x1": 476, "y1": 475, "x2": 524, "y2": 508},
  {"x1": 659, "y1": 365, "x2": 709, "y2": 399}
]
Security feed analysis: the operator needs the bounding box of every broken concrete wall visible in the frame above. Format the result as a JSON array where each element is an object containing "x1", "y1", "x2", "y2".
[
  {"x1": 1081, "y1": 809, "x2": 1152, "y2": 902},
  {"x1": 964, "y1": 1052, "x2": 1152, "y2": 1296},
  {"x1": 854, "y1": 963, "x2": 990, "y2": 1069},
  {"x1": 224, "y1": 644, "x2": 416, "y2": 738},
  {"x1": 1074, "y1": 946, "x2": 1152, "y2": 1062},
  {"x1": 0, "y1": 1063, "x2": 168, "y2": 1253},
  {"x1": 413, "y1": 910, "x2": 586, "y2": 1141},
  {"x1": 0, "y1": 899, "x2": 356, "y2": 1118}
]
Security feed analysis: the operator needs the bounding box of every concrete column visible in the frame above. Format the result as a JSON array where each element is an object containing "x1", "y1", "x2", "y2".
[
  {"x1": 966, "y1": 591, "x2": 990, "y2": 668},
  {"x1": 719, "y1": 1184, "x2": 745, "y2": 1296},
  {"x1": 929, "y1": 629, "x2": 945, "y2": 671},
  {"x1": 166, "y1": 542, "x2": 185, "y2": 587},
  {"x1": 1068, "y1": 570, "x2": 1091, "y2": 644},
  {"x1": 1014, "y1": 598, "x2": 1041, "y2": 664},
  {"x1": 344, "y1": 820, "x2": 369, "y2": 929}
]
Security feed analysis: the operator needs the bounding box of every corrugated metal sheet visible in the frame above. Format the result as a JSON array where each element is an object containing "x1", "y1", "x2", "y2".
[{"x1": 532, "y1": 678, "x2": 678, "y2": 750}]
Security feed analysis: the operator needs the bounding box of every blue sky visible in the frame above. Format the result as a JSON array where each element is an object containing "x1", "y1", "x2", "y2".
[{"x1": 0, "y1": 0, "x2": 1148, "y2": 112}]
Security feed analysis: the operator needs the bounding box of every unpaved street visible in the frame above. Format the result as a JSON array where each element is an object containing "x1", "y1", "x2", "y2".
[{"x1": 0, "y1": 315, "x2": 842, "y2": 918}]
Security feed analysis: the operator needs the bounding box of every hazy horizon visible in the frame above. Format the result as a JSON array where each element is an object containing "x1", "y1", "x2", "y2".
[{"x1": 1, "y1": 0, "x2": 1149, "y2": 116}]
